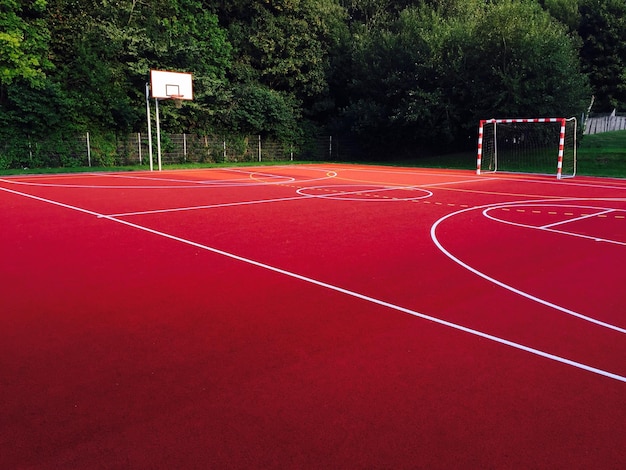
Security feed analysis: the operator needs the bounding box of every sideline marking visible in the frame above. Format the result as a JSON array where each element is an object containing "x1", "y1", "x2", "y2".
[
  {"x1": 333, "y1": 171, "x2": 490, "y2": 189},
  {"x1": 105, "y1": 194, "x2": 315, "y2": 218},
  {"x1": 2, "y1": 185, "x2": 625, "y2": 384},
  {"x1": 104, "y1": 170, "x2": 295, "y2": 186},
  {"x1": 431, "y1": 198, "x2": 626, "y2": 335},
  {"x1": 0, "y1": 168, "x2": 337, "y2": 190},
  {"x1": 326, "y1": 164, "x2": 626, "y2": 191}
]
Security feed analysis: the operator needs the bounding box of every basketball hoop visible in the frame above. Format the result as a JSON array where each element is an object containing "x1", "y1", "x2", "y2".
[{"x1": 170, "y1": 94, "x2": 184, "y2": 108}]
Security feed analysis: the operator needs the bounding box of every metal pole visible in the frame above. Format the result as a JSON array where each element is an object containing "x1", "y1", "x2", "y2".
[
  {"x1": 146, "y1": 83, "x2": 153, "y2": 171},
  {"x1": 155, "y1": 98, "x2": 162, "y2": 171},
  {"x1": 476, "y1": 121, "x2": 484, "y2": 175},
  {"x1": 258, "y1": 135, "x2": 261, "y2": 162},
  {"x1": 556, "y1": 118, "x2": 566, "y2": 180}
]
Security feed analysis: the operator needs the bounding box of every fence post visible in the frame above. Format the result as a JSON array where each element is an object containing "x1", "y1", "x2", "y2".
[
  {"x1": 86, "y1": 132, "x2": 91, "y2": 167},
  {"x1": 258, "y1": 135, "x2": 261, "y2": 162},
  {"x1": 138, "y1": 132, "x2": 142, "y2": 164}
]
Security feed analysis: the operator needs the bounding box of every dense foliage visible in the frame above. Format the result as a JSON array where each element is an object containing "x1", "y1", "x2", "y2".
[{"x1": 0, "y1": 0, "x2": 622, "y2": 165}]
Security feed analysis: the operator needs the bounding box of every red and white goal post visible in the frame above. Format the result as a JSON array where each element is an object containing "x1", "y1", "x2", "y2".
[{"x1": 477, "y1": 117, "x2": 577, "y2": 179}]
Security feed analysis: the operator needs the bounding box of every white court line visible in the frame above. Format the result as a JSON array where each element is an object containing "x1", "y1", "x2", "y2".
[
  {"x1": 536, "y1": 227, "x2": 626, "y2": 246},
  {"x1": 103, "y1": 171, "x2": 282, "y2": 185},
  {"x1": 1, "y1": 185, "x2": 625, "y2": 383},
  {"x1": 0, "y1": 177, "x2": 199, "y2": 190},
  {"x1": 227, "y1": 167, "x2": 299, "y2": 180},
  {"x1": 108, "y1": 184, "x2": 430, "y2": 217},
  {"x1": 106, "y1": 167, "x2": 296, "y2": 185},
  {"x1": 0, "y1": 177, "x2": 240, "y2": 190},
  {"x1": 318, "y1": 165, "x2": 477, "y2": 180},
  {"x1": 505, "y1": 176, "x2": 626, "y2": 191},
  {"x1": 105, "y1": 194, "x2": 315, "y2": 217},
  {"x1": 0, "y1": 168, "x2": 338, "y2": 190},
  {"x1": 321, "y1": 164, "x2": 626, "y2": 190},
  {"x1": 483, "y1": 204, "x2": 626, "y2": 247},
  {"x1": 540, "y1": 208, "x2": 617, "y2": 229},
  {"x1": 329, "y1": 164, "x2": 626, "y2": 192},
  {"x1": 297, "y1": 184, "x2": 432, "y2": 201},
  {"x1": 420, "y1": 177, "x2": 494, "y2": 188},
  {"x1": 432, "y1": 199, "x2": 626, "y2": 335}
]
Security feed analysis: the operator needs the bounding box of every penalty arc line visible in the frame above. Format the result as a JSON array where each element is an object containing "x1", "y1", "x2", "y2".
[
  {"x1": 1, "y1": 185, "x2": 625, "y2": 384},
  {"x1": 431, "y1": 200, "x2": 626, "y2": 335}
]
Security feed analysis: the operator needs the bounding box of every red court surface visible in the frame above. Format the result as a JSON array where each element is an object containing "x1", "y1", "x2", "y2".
[{"x1": 1, "y1": 164, "x2": 625, "y2": 469}]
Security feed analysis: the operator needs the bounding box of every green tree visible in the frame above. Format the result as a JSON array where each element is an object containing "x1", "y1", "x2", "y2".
[
  {"x1": 226, "y1": 83, "x2": 300, "y2": 140},
  {"x1": 468, "y1": 0, "x2": 590, "y2": 118},
  {"x1": 214, "y1": 0, "x2": 347, "y2": 138},
  {"x1": 0, "y1": 0, "x2": 51, "y2": 91},
  {"x1": 342, "y1": 0, "x2": 590, "y2": 153},
  {"x1": 42, "y1": 0, "x2": 233, "y2": 134},
  {"x1": 539, "y1": 0, "x2": 581, "y2": 31},
  {"x1": 578, "y1": 0, "x2": 626, "y2": 111},
  {"x1": 0, "y1": 0, "x2": 60, "y2": 157}
]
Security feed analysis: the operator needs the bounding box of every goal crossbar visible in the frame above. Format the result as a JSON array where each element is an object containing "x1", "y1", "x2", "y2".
[{"x1": 477, "y1": 117, "x2": 577, "y2": 179}]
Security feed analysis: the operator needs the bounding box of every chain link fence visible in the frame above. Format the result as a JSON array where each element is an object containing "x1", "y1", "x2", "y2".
[
  {"x1": 116, "y1": 134, "x2": 291, "y2": 165},
  {"x1": 1, "y1": 133, "x2": 363, "y2": 169},
  {"x1": 0, "y1": 134, "x2": 90, "y2": 170}
]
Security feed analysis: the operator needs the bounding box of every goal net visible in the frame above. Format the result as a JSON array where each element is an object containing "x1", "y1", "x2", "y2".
[{"x1": 477, "y1": 118, "x2": 577, "y2": 179}]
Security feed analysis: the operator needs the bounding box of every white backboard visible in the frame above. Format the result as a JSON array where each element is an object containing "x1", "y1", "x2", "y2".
[{"x1": 150, "y1": 69, "x2": 193, "y2": 100}]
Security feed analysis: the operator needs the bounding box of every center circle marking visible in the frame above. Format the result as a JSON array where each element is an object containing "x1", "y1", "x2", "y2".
[{"x1": 297, "y1": 184, "x2": 432, "y2": 201}]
